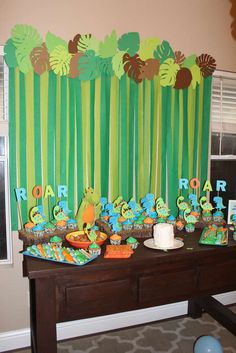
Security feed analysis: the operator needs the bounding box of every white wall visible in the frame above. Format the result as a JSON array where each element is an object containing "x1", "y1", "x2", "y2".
[{"x1": 0, "y1": 0, "x2": 236, "y2": 335}]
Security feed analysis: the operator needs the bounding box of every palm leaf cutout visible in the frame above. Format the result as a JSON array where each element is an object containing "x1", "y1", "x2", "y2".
[
  {"x1": 68, "y1": 52, "x2": 83, "y2": 78},
  {"x1": 46, "y1": 32, "x2": 67, "y2": 53},
  {"x1": 99, "y1": 57, "x2": 114, "y2": 75},
  {"x1": 138, "y1": 59, "x2": 159, "y2": 80},
  {"x1": 78, "y1": 50, "x2": 101, "y2": 80},
  {"x1": 182, "y1": 54, "x2": 197, "y2": 69},
  {"x1": 77, "y1": 35, "x2": 100, "y2": 54},
  {"x1": 154, "y1": 40, "x2": 175, "y2": 64},
  {"x1": 139, "y1": 38, "x2": 160, "y2": 61},
  {"x1": 112, "y1": 51, "x2": 125, "y2": 79},
  {"x1": 30, "y1": 43, "x2": 51, "y2": 75},
  {"x1": 196, "y1": 54, "x2": 216, "y2": 77},
  {"x1": 49, "y1": 45, "x2": 72, "y2": 76},
  {"x1": 174, "y1": 68, "x2": 192, "y2": 89},
  {"x1": 123, "y1": 53, "x2": 144, "y2": 83},
  {"x1": 68, "y1": 34, "x2": 81, "y2": 54},
  {"x1": 174, "y1": 51, "x2": 185, "y2": 65},
  {"x1": 4, "y1": 39, "x2": 17, "y2": 68},
  {"x1": 99, "y1": 30, "x2": 117, "y2": 58},
  {"x1": 190, "y1": 64, "x2": 201, "y2": 89},
  {"x1": 159, "y1": 58, "x2": 180, "y2": 87},
  {"x1": 118, "y1": 32, "x2": 140, "y2": 56},
  {"x1": 11, "y1": 24, "x2": 43, "y2": 73}
]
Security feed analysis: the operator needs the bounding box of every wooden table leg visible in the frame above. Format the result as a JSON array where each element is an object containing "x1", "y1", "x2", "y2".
[{"x1": 30, "y1": 278, "x2": 57, "y2": 353}]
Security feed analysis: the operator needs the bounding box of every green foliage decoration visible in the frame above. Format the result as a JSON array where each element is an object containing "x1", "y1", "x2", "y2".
[{"x1": 4, "y1": 24, "x2": 216, "y2": 87}]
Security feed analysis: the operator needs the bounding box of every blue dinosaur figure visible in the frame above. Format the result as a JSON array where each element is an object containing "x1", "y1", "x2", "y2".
[
  {"x1": 100, "y1": 197, "x2": 108, "y2": 211},
  {"x1": 188, "y1": 194, "x2": 200, "y2": 212},
  {"x1": 105, "y1": 203, "x2": 117, "y2": 216},
  {"x1": 109, "y1": 214, "x2": 122, "y2": 232},
  {"x1": 213, "y1": 196, "x2": 226, "y2": 211},
  {"x1": 128, "y1": 198, "x2": 143, "y2": 218}
]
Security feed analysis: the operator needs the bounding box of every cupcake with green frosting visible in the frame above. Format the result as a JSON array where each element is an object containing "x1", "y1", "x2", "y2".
[
  {"x1": 126, "y1": 236, "x2": 139, "y2": 249},
  {"x1": 133, "y1": 218, "x2": 143, "y2": 230},
  {"x1": 50, "y1": 235, "x2": 62, "y2": 247},
  {"x1": 88, "y1": 242, "x2": 101, "y2": 256},
  {"x1": 202, "y1": 210, "x2": 212, "y2": 222},
  {"x1": 185, "y1": 223, "x2": 195, "y2": 233},
  {"x1": 44, "y1": 222, "x2": 56, "y2": 234}
]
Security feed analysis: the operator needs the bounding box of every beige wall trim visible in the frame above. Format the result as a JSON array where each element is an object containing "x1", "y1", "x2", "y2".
[{"x1": 1, "y1": 291, "x2": 236, "y2": 352}]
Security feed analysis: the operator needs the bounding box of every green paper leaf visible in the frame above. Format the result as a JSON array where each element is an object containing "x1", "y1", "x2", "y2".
[
  {"x1": 118, "y1": 32, "x2": 140, "y2": 56},
  {"x1": 11, "y1": 24, "x2": 42, "y2": 73},
  {"x1": 45, "y1": 32, "x2": 67, "y2": 53},
  {"x1": 182, "y1": 54, "x2": 197, "y2": 69},
  {"x1": 159, "y1": 58, "x2": 180, "y2": 87},
  {"x1": 78, "y1": 50, "x2": 101, "y2": 80},
  {"x1": 49, "y1": 45, "x2": 72, "y2": 76},
  {"x1": 4, "y1": 39, "x2": 17, "y2": 68},
  {"x1": 190, "y1": 64, "x2": 201, "y2": 89},
  {"x1": 139, "y1": 38, "x2": 160, "y2": 61},
  {"x1": 99, "y1": 30, "x2": 117, "y2": 58},
  {"x1": 77, "y1": 35, "x2": 100, "y2": 54},
  {"x1": 99, "y1": 57, "x2": 114, "y2": 75},
  {"x1": 112, "y1": 50, "x2": 125, "y2": 79},
  {"x1": 154, "y1": 40, "x2": 175, "y2": 63}
]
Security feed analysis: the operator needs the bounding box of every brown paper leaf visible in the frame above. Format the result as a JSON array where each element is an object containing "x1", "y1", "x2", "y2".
[
  {"x1": 68, "y1": 52, "x2": 83, "y2": 78},
  {"x1": 68, "y1": 34, "x2": 81, "y2": 54},
  {"x1": 196, "y1": 54, "x2": 216, "y2": 77},
  {"x1": 174, "y1": 68, "x2": 192, "y2": 89},
  {"x1": 30, "y1": 42, "x2": 51, "y2": 75},
  {"x1": 138, "y1": 58, "x2": 159, "y2": 80},
  {"x1": 123, "y1": 53, "x2": 144, "y2": 83},
  {"x1": 174, "y1": 51, "x2": 185, "y2": 65}
]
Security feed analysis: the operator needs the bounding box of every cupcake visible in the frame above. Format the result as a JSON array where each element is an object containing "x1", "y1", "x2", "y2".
[
  {"x1": 176, "y1": 219, "x2": 185, "y2": 231},
  {"x1": 213, "y1": 210, "x2": 224, "y2": 223},
  {"x1": 156, "y1": 218, "x2": 166, "y2": 224},
  {"x1": 133, "y1": 218, "x2": 143, "y2": 230},
  {"x1": 32, "y1": 224, "x2": 44, "y2": 237},
  {"x1": 178, "y1": 209, "x2": 184, "y2": 220},
  {"x1": 126, "y1": 236, "x2": 139, "y2": 249},
  {"x1": 143, "y1": 217, "x2": 154, "y2": 228},
  {"x1": 122, "y1": 219, "x2": 133, "y2": 230},
  {"x1": 24, "y1": 222, "x2": 35, "y2": 233},
  {"x1": 167, "y1": 215, "x2": 176, "y2": 225},
  {"x1": 202, "y1": 210, "x2": 212, "y2": 222},
  {"x1": 50, "y1": 235, "x2": 62, "y2": 247},
  {"x1": 110, "y1": 234, "x2": 122, "y2": 245},
  {"x1": 230, "y1": 214, "x2": 236, "y2": 227},
  {"x1": 67, "y1": 218, "x2": 77, "y2": 230},
  {"x1": 44, "y1": 222, "x2": 56, "y2": 234},
  {"x1": 185, "y1": 223, "x2": 195, "y2": 233},
  {"x1": 56, "y1": 220, "x2": 67, "y2": 230},
  {"x1": 88, "y1": 242, "x2": 101, "y2": 256}
]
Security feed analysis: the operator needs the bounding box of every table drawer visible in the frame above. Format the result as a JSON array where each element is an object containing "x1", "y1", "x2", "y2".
[
  {"x1": 64, "y1": 278, "x2": 137, "y2": 320},
  {"x1": 138, "y1": 269, "x2": 197, "y2": 305}
]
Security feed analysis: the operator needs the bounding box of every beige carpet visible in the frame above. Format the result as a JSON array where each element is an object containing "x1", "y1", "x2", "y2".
[{"x1": 11, "y1": 307, "x2": 236, "y2": 353}]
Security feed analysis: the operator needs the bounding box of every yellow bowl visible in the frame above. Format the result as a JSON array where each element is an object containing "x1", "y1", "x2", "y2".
[{"x1": 66, "y1": 230, "x2": 107, "y2": 249}]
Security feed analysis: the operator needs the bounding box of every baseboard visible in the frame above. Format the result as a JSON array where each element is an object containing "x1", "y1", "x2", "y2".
[{"x1": 1, "y1": 291, "x2": 235, "y2": 352}]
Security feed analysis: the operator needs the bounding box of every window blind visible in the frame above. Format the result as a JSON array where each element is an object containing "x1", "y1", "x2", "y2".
[{"x1": 211, "y1": 74, "x2": 236, "y2": 134}]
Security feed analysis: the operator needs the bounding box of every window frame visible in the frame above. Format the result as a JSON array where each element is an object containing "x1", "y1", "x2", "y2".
[
  {"x1": 211, "y1": 70, "x2": 236, "y2": 161},
  {"x1": 0, "y1": 45, "x2": 12, "y2": 265}
]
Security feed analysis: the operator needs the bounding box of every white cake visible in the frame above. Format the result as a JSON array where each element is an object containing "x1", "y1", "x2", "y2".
[{"x1": 153, "y1": 223, "x2": 174, "y2": 248}]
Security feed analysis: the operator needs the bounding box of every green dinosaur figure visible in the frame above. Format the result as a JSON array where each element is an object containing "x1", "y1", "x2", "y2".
[{"x1": 75, "y1": 187, "x2": 101, "y2": 230}]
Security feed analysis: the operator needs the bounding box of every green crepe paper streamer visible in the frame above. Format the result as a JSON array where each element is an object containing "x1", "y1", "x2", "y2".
[
  {"x1": 128, "y1": 78, "x2": 135, "y2": 197},
  {"x1": 160, "y1": 86, "x2": 168, "y2": 199},
  {"x1": 99, "y1": 57, "x2": 114, "y2": 76},
  {"x1": 19, "y1": 72, "x2": 28, "y2": 224},
  {"x1": 99, "y1": 30, "x2": 117, "y2": 58},
  {"x1": 90, "y1": 80, "x2": 95, "y2": 187},
  {"x1": 143, "y1": 80, "x2": 151, "y2": 195},
  {"x1": 33, "y1": 73, "x2": 42, "y2": 186},
  {"x1": 4, "y1": 39, "x2": 17, "y2": 68},
  {"x1": 136, "y1": 82, "x2": 144, "y2": 198},
  {"x1": 197, "y1": 82, "x2": 204, "y2": 194},
  {"x1": 118, "y1": 32, "x2": 140, "y2": 57},
  {"x1": 190, "y1": 64, "x2": 201, "y2": 89},
  {"x1": 181, "y1": 89, "x2": 189, "y2": 198},
  {"x1": 154, "y1": 40, "x2": 175, "y2": 64},
  {"x1": 112, "y1": 51, "x2": 125, "y2": 79},
  {"x1": 200, "y1": 76, "x2": 212, "y2": 186},
  {"x1": 74, "y1": 78, "x2": 84, "y2": 203},
  {"x1": 55, "y1": 76, "x2": 61, "y2": 187},
  {"x1": 9, "y1": 68, "x2": 18, "y2": 230},
  {"x1": 78, "y1": 50, "x2": 101, "y2": 81},
  {"x1": 183, "y1": 54, "x2": 197, "y2": 69},
  {"x1": 139, "y1": 38, "x2": 160, "y2": 61},
  {"x1": 93, "y1": 78, "x2": 101, "y2": 194},
  {"x1": 133, "y1": 80, "x2": 139, "y2": 198},
  {"x1": 150, "y1": 76, "x2": 159, "y2": 195},
  {"x1": 187, "y1": 86, "x2": 195, "y2": 179},
  {"x1": 119, "y1": 75, "x2": 128, "y2": 199},
  {"x1": 45, "y1": 32, "x2": 67, "y2": 53},
  {"x1": 68, "y1": 78, "x2": 75, "y2": 213},
  {"x1": 47, "y1": 71, "x2": 57, "y2": 207},
  {"x1": 60, "y1": 76, "x2": 67, "y2": 185},
  {"x1": 149, "y1": 79, "x2": 155, "y2": 191},
  {"x1": 173, "y1": 89, "x2": 180, "y2": 186},
  {"x1": 193, "y1": 84, "x2": 200, "y2": 178}
]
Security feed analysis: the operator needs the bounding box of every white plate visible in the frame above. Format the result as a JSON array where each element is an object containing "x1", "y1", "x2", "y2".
[{"x1": 143, "y1": 238, "x2": 184, "y2": 251}]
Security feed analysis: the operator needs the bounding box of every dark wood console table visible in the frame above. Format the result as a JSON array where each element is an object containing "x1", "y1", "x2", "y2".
[{"x1": 22, "y1": 230, "x2": 236, "y2": 353}]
